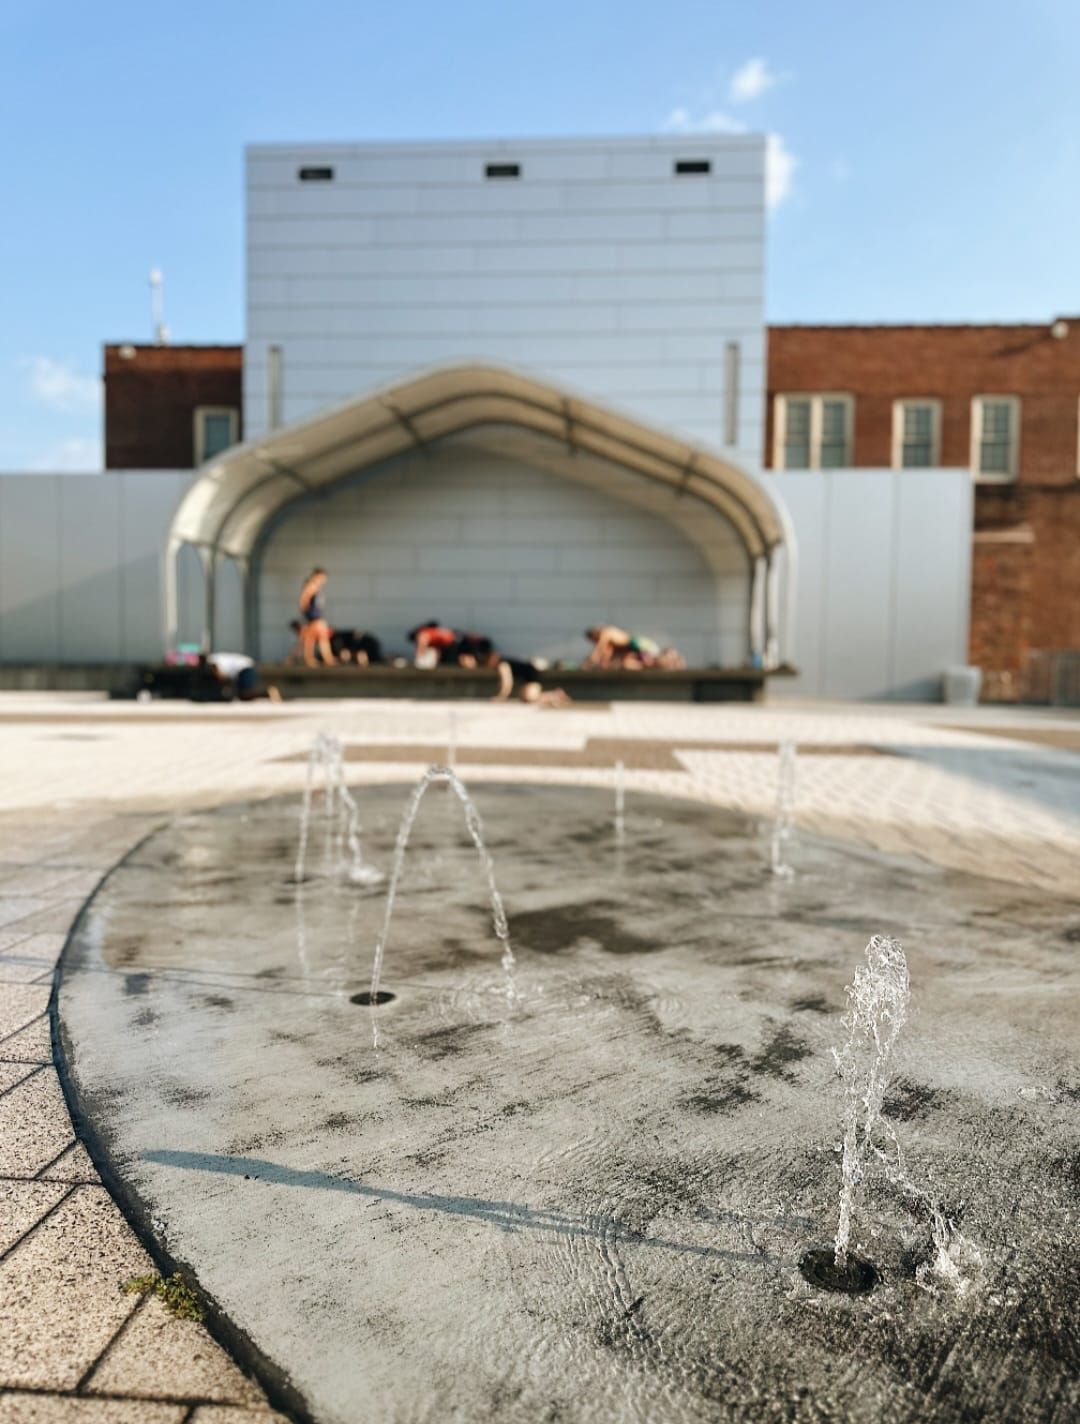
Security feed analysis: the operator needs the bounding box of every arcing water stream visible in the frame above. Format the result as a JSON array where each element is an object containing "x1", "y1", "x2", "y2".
[
  {"x1": 368, "y1": 765, "x2": 516, "y2": 1044},
  {"x1": 769, "y1": 740, "x2": 797, "y2": 878},
  {"x1": 295, "y1": 732, "x2": 381, "y2": 889}
]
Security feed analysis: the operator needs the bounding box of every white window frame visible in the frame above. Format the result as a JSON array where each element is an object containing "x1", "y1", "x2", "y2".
[
  {"x1": 773, "y1": 393, "x2": 855, "y2": 470},
  {"x1": 891, "y1": 398, "x2": 942, "y2": 469},
  {"x1": 971, "y1": 395, "x2": 1020, "y2": 483},
  {"x1": 193, "y1": 406, "x2": 239, "y2": 465}
]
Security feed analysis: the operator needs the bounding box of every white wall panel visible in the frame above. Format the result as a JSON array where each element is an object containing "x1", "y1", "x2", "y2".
[
  {"x1": 821, "y1": 472, "x2": 895, "y2": 698},
  {"x1": 0, "y1": 472, "x2": 190, "y2": 664},
  {"x1": 245, "y1": 136, "x2": 767, "y2": 465},
  {"x1": 764, "y1": 469, "x2": 972, "y2": 700},
  {"x1": 119, "y1": 473, "x2": 192, "y2": 658},
  {"x1": 0, "y1": 461, "x2": 972, "y2": 698},
  {"x1": 891, "y1": 470, "x2": 973, "y2": 696},
  {"x1": 59, "y1": 478, "x2": 122, "y2": 659},
  {"x1": 256, "y1": 447, "x2": 748, "y2": 666},
  {"x1": 0, "y1": 477, "x2": 61, "y2": 659}
]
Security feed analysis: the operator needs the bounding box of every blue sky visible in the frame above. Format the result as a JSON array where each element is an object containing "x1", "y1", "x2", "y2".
[{"x1": 2, "y1": 0, "x2": 1077, "y2": 469}]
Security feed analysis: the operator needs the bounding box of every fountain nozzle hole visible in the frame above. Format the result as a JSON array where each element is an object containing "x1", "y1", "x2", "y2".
[
  {"x1": 350, "y1": 991, "x2": 396, "y2": 1007},
  {"x1": 799, "y1": 1248, "x2": 878, "y2": 1295}
]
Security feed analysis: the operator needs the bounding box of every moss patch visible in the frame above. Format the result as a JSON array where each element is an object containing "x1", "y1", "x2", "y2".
[{"x1": 121, "y1": 1271, "x2": 203, "y2": 1321}]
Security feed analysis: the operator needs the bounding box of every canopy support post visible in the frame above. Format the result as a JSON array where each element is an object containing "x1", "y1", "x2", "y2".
[
  {"x1": 764, "y1": 549, "x2": 780, "y2": 670},
  {"x1": 238, "y1": 556, "x2": 257, "y2": 659},
  {"x1": 199, "y1": 548, "x2": 217, "y2": 653},
  {"x1": 748, "y1": 555, "x2": 766, "y2": 667},
  {"x1": 162, "y1": 536, "x2": 182, "y2": 657}
]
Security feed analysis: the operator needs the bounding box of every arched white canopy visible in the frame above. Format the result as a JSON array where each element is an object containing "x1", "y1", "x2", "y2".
[{"x1": 164, "y1": 362, "x2": 796, "y2": 663}]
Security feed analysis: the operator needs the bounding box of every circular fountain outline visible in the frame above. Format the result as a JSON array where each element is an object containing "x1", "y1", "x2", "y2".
[{"x1": 52, "y1": 786, "x2": 1080, "y2": 1424}]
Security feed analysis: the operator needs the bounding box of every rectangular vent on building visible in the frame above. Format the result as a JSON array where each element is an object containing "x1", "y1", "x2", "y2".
[
  {"x1": 674, "y1": 159, "x2": 711, "y2": 175},
  {"x1": 485, "y1": 163, "x2": 521, "y2": 179},
  {"x1": 298, "y1": 166, "x2": 334, "y2": 182}
]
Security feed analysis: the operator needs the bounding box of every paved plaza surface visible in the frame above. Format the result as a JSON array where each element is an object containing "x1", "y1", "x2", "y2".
[{"x1": 0, "y1": 693, "x2": 1077, "y2": 1421}]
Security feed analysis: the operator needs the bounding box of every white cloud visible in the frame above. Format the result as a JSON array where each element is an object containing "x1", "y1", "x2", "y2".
[
  {"x1": 663, "y1": 106, "x2": 745, "y2": 136},
  {"x1": 662, "y1": 108, "x2": 797, "y2": 211},
  {"x1": 21, "y1": 356, "x2": 102, "y2": 414},
  {"x1": 765, "y1": 133, "x2": 797, "y2": 211},
  {"x1": 729, "y1": 57, "x2": 780, "y2": 104},
  {"x1": 27, "y1": 436, "x2": 103, "y2": 473}
]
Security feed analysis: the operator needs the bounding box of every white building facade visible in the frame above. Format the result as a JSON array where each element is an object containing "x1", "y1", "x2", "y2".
[
  {"x1": 0, "y1": 134, "x2": 973, "y2": 698},
  {"x1": 234, "y1": 136, "x2": 777, "y2": 666},
  {"x1": 244, "y1": 136, "x2": 766, "y2": 458}
]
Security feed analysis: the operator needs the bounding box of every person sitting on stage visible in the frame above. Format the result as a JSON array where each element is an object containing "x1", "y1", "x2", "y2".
[
  {"x1": 583, "y1": 625, "x2": 643, "y2": 668},
  {"x1": 582, "y1": 626, "x2": 677, "y2": 670},
  {"x1": 408, "y1": 621, "x2": 460, "y2": 667},
  {"x1": 449, "y1": 632, "x2": 495, "y2": 667},
  {"x1": 331, "y1": 629, "x2": 383, "y2": 666}
]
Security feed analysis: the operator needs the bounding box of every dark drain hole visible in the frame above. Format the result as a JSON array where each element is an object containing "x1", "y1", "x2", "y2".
[
  {"x1": 350, "y1": 991, "x2": 396, "y2": 1006},
  {"x1": 799, "y1": 1247, "x2": 878, "y2": 1295}
]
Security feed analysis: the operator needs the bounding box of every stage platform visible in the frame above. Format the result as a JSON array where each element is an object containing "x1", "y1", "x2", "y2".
[
  {"x1": 258, "y1": 662, "x2": 785, "y2": 702},
  {"x1": 0, "y1": 662, "x2": 792, "y2": 703}
]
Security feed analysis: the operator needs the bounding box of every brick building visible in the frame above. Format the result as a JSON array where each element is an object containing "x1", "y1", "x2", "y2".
[
  {"x1": 100, "y1": 317, "x2": 1080, "y2": 701},
  {"x1": 104, "y1": 344, "x2": 242, "y2": 470},
  {"x1": 767, "y1": 321, "x2": 1080, "y2": 700}
]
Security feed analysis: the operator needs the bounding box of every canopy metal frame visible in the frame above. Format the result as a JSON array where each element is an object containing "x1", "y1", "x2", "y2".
[{"x1": 163, "y1": 362, "x2": 796, "y2": 666}]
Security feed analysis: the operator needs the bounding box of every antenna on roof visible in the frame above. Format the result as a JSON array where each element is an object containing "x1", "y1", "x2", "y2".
[{"x1": 149, "y1": 268, "x2": 170, "y2": 346}]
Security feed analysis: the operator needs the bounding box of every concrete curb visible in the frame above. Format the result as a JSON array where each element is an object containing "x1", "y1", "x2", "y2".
[{"x1": 48, "y1": 823, "x2": 311, "y2": 1424}]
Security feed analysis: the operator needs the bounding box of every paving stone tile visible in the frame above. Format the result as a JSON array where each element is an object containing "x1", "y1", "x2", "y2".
[
  {"x1": 0, "y1": 898, "x2": 49, "y2": 931},
  {"x1": 0, "y1": 1061, "x2": 38, "y2": 1094},
  {"x1": 0, "y1": 1014, "x2": 55, "y2": 1064},
  {"x1": 0, "y1": 1179, "x2": 69, "y2": 1253},
  {"x1": 0, "y1": 1186, "x2": 151, "y2": 1390},
  {"x1": 0, "y1": 867, "x2": 88, "y2": 898},
  {"x1": 0, "y1": 1070, "x2": 75, "y2": 1177},
  {"x1": 0, "y1": 985, "x2": 52, "y2": 1041},
  {"x1": 38, "y1": 1141, "x2": 99, "y2": 1184},
  {"x1": 0, "y1": 1396, "x2": 187, "y2": 1423},
  {"x1": 8, "y1": 934, "x2": 69, "y2": 965},
  {"x1": 0, "y1": 959, "x2": 56, "y2": 984},
  {"x1": 1, "y1": 901, "x2": 85, "y2": 939},
  {"x1": 85, "y1": 1295, "x2": 266, "y2": 1406},
  {"x1": 188, "y1": 1409, "x2": 288, "y2": 1423}
]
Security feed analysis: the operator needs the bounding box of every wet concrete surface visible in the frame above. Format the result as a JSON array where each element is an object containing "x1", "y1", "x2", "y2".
[{"x1": 58, "y1": 784, "x2": 1079, "y2": 1423}]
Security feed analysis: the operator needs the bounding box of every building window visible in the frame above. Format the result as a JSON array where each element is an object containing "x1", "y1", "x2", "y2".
[
  {"x1": 972, "y1": 396, "x2": 1020, "y2": 481},
  {"x1": 674, "y1": 159, "x2": 711, "y2": 175},
  {"x1": 892, "y1": 400, "x2": 941, "y2": 468},
  {"x1": 298, "y1": 166, "x2": 334, "y2": 182},
  {"x1": 485, "y1": 163, "x2": 520, "y2": 179},
  {"x1": 773, "y1": 394, "x2": 853, "y2": 469},
  {"x1": 194, "y1": 407, "x2": 239, "y2": 465},
  {"x1": 782, "y1": 398, "x2": 812, "y2": 468}
]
